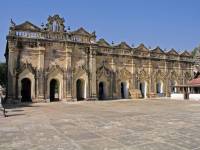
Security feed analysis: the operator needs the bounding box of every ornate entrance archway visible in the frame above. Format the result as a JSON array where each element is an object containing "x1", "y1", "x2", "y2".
[
  {"x1": 76, "y1": 79, "x2": 85, "y2": 101},
  {"x1": 21, "y1": 78, "x2": 32, "y2": 102},
  {"x1": 50, "y1": 79, "x2": 59, "y2": 102}
]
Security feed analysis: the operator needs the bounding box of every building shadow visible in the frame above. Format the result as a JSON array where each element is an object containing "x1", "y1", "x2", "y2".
[
  {"x1": 1, "y1": 102, "x2": 41, "y2": 117},
  {"x1": 6, "y1": 113, "x2": 25, "y2": 117},
  {"x1": 4, "y1": 102, "x2": 40, "y2": 109}
]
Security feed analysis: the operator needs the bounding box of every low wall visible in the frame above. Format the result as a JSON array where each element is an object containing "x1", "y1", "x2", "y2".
[
  {"x1": 171, "y1": 94, "x2": 184, "y2": 100},
  {"x1": 189, "y1": 94, "x2": 200, "y2": 101}
]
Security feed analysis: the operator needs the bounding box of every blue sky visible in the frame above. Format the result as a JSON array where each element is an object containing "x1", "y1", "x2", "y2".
[{"x1": 0, "y1": 0, "x2": 200, "y2": 61}]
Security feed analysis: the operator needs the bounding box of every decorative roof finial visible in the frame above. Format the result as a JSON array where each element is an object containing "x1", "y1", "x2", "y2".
[
  {"x1": 92, "y1": 31, "x2": 96, "y2": 36},
  {"x1": 67, "y1": 26, "x2": 71, "y2": 31},
  {"x1": 41, "y1": 22, "x2": 44, "y2": 28},
  {"x1": 10, "y1": 18, "x2": 16, "y2": 27}
]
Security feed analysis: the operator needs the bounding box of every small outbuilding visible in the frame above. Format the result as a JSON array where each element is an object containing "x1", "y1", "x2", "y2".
[{"x1": 171, "y1": 77, "x2": 200, "y2": 101}]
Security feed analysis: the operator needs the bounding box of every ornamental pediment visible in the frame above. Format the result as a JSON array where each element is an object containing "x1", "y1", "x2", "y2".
[
  {"x1": 180, "y1": 51, "x2": 191, "y2": 57},
  {"x1": 14, "y1": 21, "x2": 41, "y2": 32},
  {"x1": 97, "y1": 65, "x2": 111, "y2": 78},
  {"x1": 170, "y1": 70, "x2": 178, "y2": 79},
  {"x1": 73, "y1": 65, "x2": 88, "y2": 79},
  {"x1": 72, "y1": 27, "x2": 92, "y2": 37},
  {"x1": 118, "y1": 68, "x2": 132, "y2": 79},
  {"x1": 17, "y1": 63, "x2": 35, "y2": 75},
  {"x1": 47, "y1": 64, "x2": 64, "y2": 75},
  {"x1": 156, "y1": 70, "x2": 166, "y2": 80},
  {"x1": 151, "y1": 46, "x2": 165, "y2": 54},
  {"x1": 133, "y1": 44, "x2": 149, "y2": 57},
  {"x1": 167, "y1": 49, "x2": 179, "y2": 56},
  {"x1": 115, "y1": 42, "x2": 131, "y2": 49},
  {"x1": 150, "y1": 47, "x2": 165, "y2": 58},
  {"x1": 97, "y1": 39, "x2": 111, "y2": 47},
  {"x1": 136, "y1": 43, "x2": 149, "y2": 52}
]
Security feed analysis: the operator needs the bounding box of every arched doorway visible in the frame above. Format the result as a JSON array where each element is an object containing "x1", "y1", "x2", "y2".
[
  {"x1": 121, "y1": 82, "x2": 128, "y2": 99},
  {"x1": 21, "y1": 78, "x2": 32, "y2": 102},
  {"x1": 99, "y1": 82, "x2": 105, "y2": 100},
  {"x1": 156, "y1": 81, "x2": 162, "y2": 93},
  {"x1": 171, "y1": 80, "x2": 176, "y2": 93},
  {"x1": 76, "y1": 79, "x2": 85, "y2": 101},
  {"x1": 139, "y1": 82, "x2": 146, "y2": 98},
  {"x1": 50, "y1": 79, "x2": 59, "y2": 102},
  {"x1": 156, "y1": 81, "x2": 163, "y2": 97}
]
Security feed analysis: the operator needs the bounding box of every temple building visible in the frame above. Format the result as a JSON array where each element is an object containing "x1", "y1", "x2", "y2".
[{"x1": 5, "y1": 15, "x2": 194, "y2": 103}]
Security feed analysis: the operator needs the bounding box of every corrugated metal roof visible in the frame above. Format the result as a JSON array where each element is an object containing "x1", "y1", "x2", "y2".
[{"x1": 188, "y1": 77, "x2": 200, "y2": 85}]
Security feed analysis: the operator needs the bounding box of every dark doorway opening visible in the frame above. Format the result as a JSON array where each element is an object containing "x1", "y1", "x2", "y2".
[
  {"x1": 156, "y1": 82, "x2": 161, "y2": 94},
  {"x1": 21, "y1": 78, "x2": 32, "y2": 102},
  {"x1": 121, "y1": 82, "x2": 125, "y2": 99},
  {"x1": 139, "y1": 82, "x2": 145, "y2": 98},
  {"x1": 50, "y1": 79, "x2": 59, "y2": 102},
  {"x1": 76, "y1": 79, "x2": 85, "y2": 101},
  {"x1": 99, "y1": 82, "x2": 105, "y2": 100},
  {"x1": 156, "y1": 82, "x2": 163, "y2": 97},
  {"x1": 171, "y1": 80, "x2": 176, "y2": 93}
]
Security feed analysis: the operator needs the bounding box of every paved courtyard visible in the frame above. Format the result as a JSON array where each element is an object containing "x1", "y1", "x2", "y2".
[{"x1": 1, "y1": 99, "x2": 200, "y2": 150}]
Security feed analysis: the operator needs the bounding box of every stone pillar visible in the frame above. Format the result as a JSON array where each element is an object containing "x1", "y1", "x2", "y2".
[
  {"x1": 66, "y1": 46, "x2": 73, "y2": 101},
  {"x1": 88, "y1": 46, "x2": 97, "y2": 100},
  {"x1": 110, "y1": 57, "x2": 115, "y2": 99},
  {"x1": 44, "y1": 73, "x2": 49, "y2": 102},
  {"x1": 132, "y1": 62, "x2": 136, "y2": 90},
  {"x1": 15, "y1": 75, "x2": 19, "y2": 100},
  {"x1": 36, "y1": 46, "x2": 45, "y2": 102},
  {"x1": 35, "y1": 76, "x2": 37, "y2": 100},
  {"x1": 63, "y1": 72, "x2": 67, "y2": 100},
  {"x1": 36, "y1": 70, "x2": 45, "y2": 102},
  {"x1": 151, "y1": 76, "x2": 154, "y2": 93},
  {"x1": 164, "y1": 57, "x2": 168, "y2": 97},
  {"x1": 148, "y1": 59, "x2": 152, "y2": 97},
  {"x1": 166, "y1": 80, "x2": 171, "y2": 97},
  {"x1": 7, "y1": 44, "x2": 17, "y2": 102},
  {"x1": 113, "y1": 72, "x2": 116, "y2": 93}
]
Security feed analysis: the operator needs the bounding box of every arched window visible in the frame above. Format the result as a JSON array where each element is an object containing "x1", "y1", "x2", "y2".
[{"x1": 52, "y1": 21, "x2": 58, "y2": 32}]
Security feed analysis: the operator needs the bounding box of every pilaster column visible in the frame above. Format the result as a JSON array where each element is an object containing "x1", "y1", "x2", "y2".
[
  {"x1": 88, "y1": 46, "x2": 97, "y2": 100},
  {"x1": 35, "y1": 75, "x2": 38, "y2": 99},
  {"x1": 63, "y1": 72, "x2": 67, "y2": 100},
  {"x1": 110, "y1": 57, "x2": 115, "y2": 98},
  {"x1": 43, "y1": 71, "x2": 49, "y2": 102},
  {"x1": 66, "y1": 45, "x2": 73, "y2": 101},
  {"x1": 36, "y1": 45, "x2": 45, "y2": 101},
  {"x1": 7, "y1": 48, "x2": 16, "y2": 101},
  {"x1": 36, "y1": 69, "x2": 45, "y2": 101},
  {"x1": 15, "y1": 74, "x2": 18, "y2": 99},
  {"x1": 148, "y1": 59, "x2": 152, "y2": 96}
]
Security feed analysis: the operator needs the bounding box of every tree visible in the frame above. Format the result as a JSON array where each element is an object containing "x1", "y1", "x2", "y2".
[
  {"x1": 0, "y1": 62, "x2": 7, "y2": 88},
  {"x1": 192, "y1": 45, "x2": 200, "y2": 57}
]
